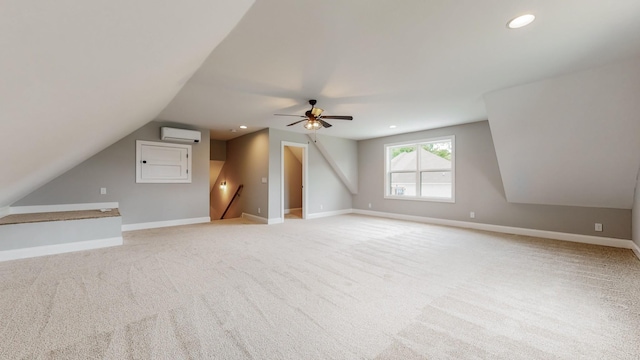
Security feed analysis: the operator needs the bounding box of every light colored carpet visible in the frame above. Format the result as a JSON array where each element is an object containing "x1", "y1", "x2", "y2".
[{"x1": 0, "y1": 214, "x2": 638, "y2": 359}]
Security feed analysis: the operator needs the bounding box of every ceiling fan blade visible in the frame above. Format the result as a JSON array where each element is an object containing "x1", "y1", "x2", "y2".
[
  {"x1": 318, "y1": 119, "x2": 332, "y2": 128},
  {"x1": 275, "y1": 114, "x2": 306, "y2": 117},
  {"x1": 287, "y1": 120, "x2": 307, "y2": 126},
  {"x1": 320, "y1": 115, "x2": 353, "y2": 120}
]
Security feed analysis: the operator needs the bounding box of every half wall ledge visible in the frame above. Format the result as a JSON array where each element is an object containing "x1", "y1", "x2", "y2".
[{"x1": 0, "y1": 203, "x2": 123, "y2": 262}]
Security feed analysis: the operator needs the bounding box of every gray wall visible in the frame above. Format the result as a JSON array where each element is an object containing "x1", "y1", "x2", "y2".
[
  {"x1": 210, "y1": 129, "x2": 269, "y2": 219},
  {"x1": 15, "y1": 121, "x2": 210, "y2": 225},
  {"x1": 633, "y1": 167, "x2": 640, "y2": 247},
  {"x1": 354, "y1": 121, "x2": 632, "y2": 239},
  {"x1": 268, "y1": 129, "x2": 352, "y2": 220},
  {"x1": 484, "y1": 58, "x2": 640, "y2": 209},
  {"x1": 0, "y1": 217, "x2": 121, "y2": 251},
  {"x1": 313, "y1": 134, "x2": 359, "y2": 193},
  {"x1": 284, "y1": 146, "x2": 302, "y2": 210}
]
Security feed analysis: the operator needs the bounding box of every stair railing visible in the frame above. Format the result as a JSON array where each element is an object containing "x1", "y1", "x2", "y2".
[{"x1": 220, "y1": 184, "x2": 243, "y2": 219}]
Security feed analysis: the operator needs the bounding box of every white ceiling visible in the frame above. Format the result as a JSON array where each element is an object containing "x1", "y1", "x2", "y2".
[
  {"x1": 158, "y1": 0, "x2": 640, "y2": 141},
  {"x1": 486, "y1": 57, "x2": 640, "y2": 209},
  {"x1": 0, "y1": 0, "x2": 254, "y2": 209},
  {"x1": 3, "y1": 0, "x2": 640, "y2": 211}
]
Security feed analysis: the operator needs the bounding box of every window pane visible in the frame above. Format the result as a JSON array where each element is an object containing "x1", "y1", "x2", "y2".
[
  {"x1": 389, "y1": 145, "x2": 417, "y2": 171},
  {"x1": 390, "y1": 173, "x2": 416, "y2": 196},
  {"x1": 421, "y1": 141, "x2": 452, "y2": 170},
  {"x1": 421, "y1": 171, "x2": 452, "y2": 198}
]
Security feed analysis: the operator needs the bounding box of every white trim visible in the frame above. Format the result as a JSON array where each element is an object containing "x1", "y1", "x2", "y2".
[
  {"x1": 384, "y1": 135, "x2": 455, "y2": 203},
  {"x1": 0, "y1": 237, "x2": 123, "y2": 262},
  {"x1": 632, "y1": 241, "x2": 640, "y2": 261},
  {"x1": 122, "y1": 217, "x2": 210, "y2": 231},
  {"x1": 0, "y1": 206, "x2": 9, "y2": 218},
  {"x1": 383, "y1": 195, "x2": 455, "y2": 203},
  {"x1": 307, "y1": 208, "x2": 354, "y2": 220},
  {"x1": 10, "y1": 202, "x2": 119, "y2": 215},
  {"x1": 136, "y1": 140, "x2": 192, "y2": 184},
  {"x1": 241, "y1": 212, "x2": 268, "y2": 224},
  {"x1": 241, "y1": 213, "x2": 284, "y2": 225},
  {"x1": 284, "y1": 207, "x2": 302, "y2": 215},
  {"x1": 353, "y1": 209, "x2": 637, "y2": 250},
  {"x1": 281, "y1": 141, "x2": 308, "y2": 220}
]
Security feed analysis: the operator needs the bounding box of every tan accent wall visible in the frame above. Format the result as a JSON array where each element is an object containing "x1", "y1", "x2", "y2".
[
  {"x1": 283, "y1": 146, "x2": 302, "y2": 210},
  {"x1": 633, "y1": 167, "x2": 640, "y2": 247},
  {"x1": 210, "y1": 129, "x2": 269, "y2": 220}
]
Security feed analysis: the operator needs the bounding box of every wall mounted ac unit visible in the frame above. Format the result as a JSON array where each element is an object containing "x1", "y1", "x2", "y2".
[{"x1": 160, "y1": 127, "x2": 201, "y2": 143}]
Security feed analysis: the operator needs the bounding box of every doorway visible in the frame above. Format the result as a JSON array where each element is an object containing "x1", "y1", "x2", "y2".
[{"x1": 281, "y1": 141, "x2": 308, "y2": 221}]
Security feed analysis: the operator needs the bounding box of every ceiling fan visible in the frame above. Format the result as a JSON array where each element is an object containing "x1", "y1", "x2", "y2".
[{"x1": 275, "y1": 100, "x2": 353, "y2": 130}]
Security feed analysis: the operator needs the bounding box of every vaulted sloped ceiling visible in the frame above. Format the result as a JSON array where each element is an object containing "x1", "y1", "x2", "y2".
[
  {"x1": 158, "y1": 0, "x2": 640, "y2": 141},
  {"x1": 4, "y1": 0, "x2": 640, "y2": 213},
  {"x1": 0, "y1": 0, "x2": 254, "y2": 209},
  {"x1": 485, "y1": 57, "x2": 640, "y2": 209}
]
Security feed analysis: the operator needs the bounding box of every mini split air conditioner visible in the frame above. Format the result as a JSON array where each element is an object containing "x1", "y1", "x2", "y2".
[{"x1": 160, "y1": 127, "x2": 201, "y2": 143}]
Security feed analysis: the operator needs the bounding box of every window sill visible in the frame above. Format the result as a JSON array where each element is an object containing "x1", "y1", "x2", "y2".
[{"x1": 384, "y1": 195, "x2": 455, "y2": 203}]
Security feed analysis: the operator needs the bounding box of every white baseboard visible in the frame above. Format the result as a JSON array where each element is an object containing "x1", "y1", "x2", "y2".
[
  {"x1": 284, "y1": 207, "x2": 302, "y2": 215},
  {"x1": 241, "y1": 213, "x2": 268, "y2": 224},
  {"x1": 307, "y1": 208, "x2": 353, "y2": 219},
  {"x1": 122, "y1": 217, "x2": 210, "y2": 231},
  {"x1": 632, "y1": 241, "x2": 640, "y2": 261},
  {"x1": 10, "y1": 202, "x2": 119, "y2": 214},
  {"x1": 0, "y1": 206, "x2": 9, "y2": 219},
  {"x1": 353, "y1": 209, "x2": 637, "y2": 251},
  {"x1": 0, "y1": 237, "x2": 123, "y2": 262},
  {"x1": 243, "y1": 209, "x2": 352, "y2": 223}
]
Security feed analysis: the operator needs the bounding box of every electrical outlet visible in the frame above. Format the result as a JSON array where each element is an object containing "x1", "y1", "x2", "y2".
[
  {"x1": 320, "y1": 204, "x2": 323, "y2": 210},
  {"x1": 595, "y1": 223, "x2": 603, "y2": 232},
  {"x1": 100, "y1": 187, "x2": 107, "y2": 195},
  {"x1": 368, "y1": 203, "x2": 372, "y2": 208},
  {"x1": 470, "y1": 211, "x2": 475, "y2": 219},
  {"x1": 258, "y1": 208, "x2": 261, "y2": 214}
]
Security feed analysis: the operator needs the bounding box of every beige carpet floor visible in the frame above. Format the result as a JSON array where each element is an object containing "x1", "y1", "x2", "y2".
[{"x1": 0, "y1": 214, "x2": 639, "y2": 359}]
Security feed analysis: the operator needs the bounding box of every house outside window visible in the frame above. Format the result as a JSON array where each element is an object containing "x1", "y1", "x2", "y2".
[{"x1": 384, "y1": 136, "x2": 455, "y2": 202}]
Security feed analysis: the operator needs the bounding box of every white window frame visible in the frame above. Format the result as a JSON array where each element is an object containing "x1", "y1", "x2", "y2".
[
  {"x1": 136, "y1": 140, "x2": 192, "y2": 183},
  {"x1": 384, "y1": 135, "x2": 455, "y2": 203}
]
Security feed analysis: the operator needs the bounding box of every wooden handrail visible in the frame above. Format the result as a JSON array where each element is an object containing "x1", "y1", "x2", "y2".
[{"x1": 220, "y1": 184, "x2": 243, "y2": 219}]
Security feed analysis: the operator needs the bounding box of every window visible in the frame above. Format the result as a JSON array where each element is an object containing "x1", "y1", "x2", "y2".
[
  {"x1": 384, "y1": 136, "x2": 454, "y2": 202},
  {"x1": 136, "y1": 140, "x2": 192, "y2": 183}
]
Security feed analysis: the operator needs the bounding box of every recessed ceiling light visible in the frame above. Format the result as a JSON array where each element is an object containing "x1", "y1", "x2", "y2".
[
  {"x1": 239, "y1": 125, "x2": 247, "y2": 129},
  {"x1": 389, "y1": 125, "x2": 397, "y2": 129},
  {"x1": 507, "y1": 14, "x2": 535, "y2": 29}
]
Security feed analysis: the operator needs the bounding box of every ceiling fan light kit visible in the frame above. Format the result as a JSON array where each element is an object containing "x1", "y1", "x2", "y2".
[
  {"x1": 304, "y1": 121, "x2": 321, "y2": 130},
  {"x1": 275, "y1": 99, "x2": 353, "y2": 131}
]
